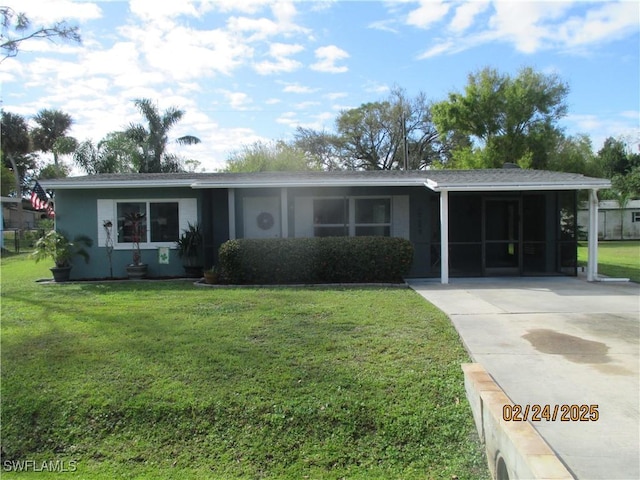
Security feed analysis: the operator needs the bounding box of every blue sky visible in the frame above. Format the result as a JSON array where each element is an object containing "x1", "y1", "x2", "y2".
[{"x1": 2, "y1": 0, "x2": 638, "y2": 172}]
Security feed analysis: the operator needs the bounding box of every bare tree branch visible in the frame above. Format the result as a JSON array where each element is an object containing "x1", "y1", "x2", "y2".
[{"x1": 1, "y1": 6, "x2": 80, "y2": 63}]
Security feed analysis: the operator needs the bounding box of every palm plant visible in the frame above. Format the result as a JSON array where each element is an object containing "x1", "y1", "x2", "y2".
[
  {"x1": 31, "y1": 109, "x2": 76, "y2": 165},
  {"x1": 124, "y1": 98, "x2": 201, "y2": 173},
  {"x1": 32, "y1": 230, "x2": 92, "y2": 282},
  {"x1": 175, "y1": 223, "x2": 203, "y2": 276}
]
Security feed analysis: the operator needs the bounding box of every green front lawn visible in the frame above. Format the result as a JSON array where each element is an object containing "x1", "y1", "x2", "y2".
[
  {"x1": 578, "y1": 241, "x2": 640, "y2": 283},
  {"x1": 0, "y1": 256, "x2": 488, "y2": 479}
]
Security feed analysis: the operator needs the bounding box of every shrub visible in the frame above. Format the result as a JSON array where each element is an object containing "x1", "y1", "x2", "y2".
[{"x1": 218, "y1": 236, "x2": 413, "y2": 284}]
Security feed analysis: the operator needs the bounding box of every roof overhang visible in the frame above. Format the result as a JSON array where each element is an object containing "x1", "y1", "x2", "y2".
[
  {"x1": 190, "y1": 179, "x2": 428, "y2": 189},
  {"x1": 41, "y1": 171, "x2": 612, "y2": 192},
  {"x1": 41, "y1": 179, "x2": 197, "y2": 189},
  {"x1": 425, "y1": 179, "x2": 612, "y2": 192}
]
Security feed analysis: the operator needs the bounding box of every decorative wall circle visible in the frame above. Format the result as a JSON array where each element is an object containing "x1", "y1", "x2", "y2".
[{"x1": 257, "y1": 211, "x2": 275, "y2": 230}]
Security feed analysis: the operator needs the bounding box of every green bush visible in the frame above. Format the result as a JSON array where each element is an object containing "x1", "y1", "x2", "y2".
[{"x1": 218, "y1": 236, "x2": 414, "y2": 284}]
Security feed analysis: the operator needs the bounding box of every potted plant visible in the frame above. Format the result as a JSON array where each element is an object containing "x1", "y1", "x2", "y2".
[
  {"x1": 31, "y1": 230, "x2": 93, "y2": 282},
  {"x1": 175, "y1": 222, "x2": 203, "y2": 278},
  {"x1": 123, "y1": 211, "x2": 148, "y2": 279},
  {"x1": 203, "y1": 266, "x2": 220, "y2": 284}
]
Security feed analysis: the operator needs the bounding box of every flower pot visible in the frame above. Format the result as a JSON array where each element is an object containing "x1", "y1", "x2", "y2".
[
  {"x1": 203, "y1": 271, "x2": 218, "y2": 284},
  {"x1": 50, "y1": 266, "x2": 72, "y2": 282},
  {"x1": 126, "y1": 264, "x2": 148, "y2": 279}
]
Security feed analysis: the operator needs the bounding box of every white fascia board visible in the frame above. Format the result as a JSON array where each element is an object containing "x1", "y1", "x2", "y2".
[
  {"x1": 190, "y1": 180, "x2": 427, "y2": 189},
  {"x1": 41, "y1": 180, "x2": 196, "y2": 189},
  {"x1": 425, "y1": 181, "x2": 611, "y2": 192}
]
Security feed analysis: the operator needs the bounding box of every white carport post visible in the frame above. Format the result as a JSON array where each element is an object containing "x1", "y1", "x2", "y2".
[
  {"x1": 587, "y1": 188, "x2": 599, "y2": 281},
  {"x1": 440, "y1": 189, "x2": 449, "y2": 284}
]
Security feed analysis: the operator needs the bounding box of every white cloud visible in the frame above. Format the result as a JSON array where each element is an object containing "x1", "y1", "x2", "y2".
[
  {"x1": 488, "y1": 1, "x2": 570, "y2": 53},
  {"x1": 564, "y1": 112, "x2": 640, "y2": 150},
  {"x1": 14, "y1": 0, "x2": 102, "y2": 23},
  {"x1": 226, "y1": 1, "x2": 309, "y2": 42},
  {"x1": 413, "y1": 1, "x2": 639, "y2": 58},
  {"x1": 255, "y1": 42, "x2": 304, "y2": 75},
  {"x1": 368, "y1": 20, "x2": 399, "y2": 33},
  {"x1": 282, "y1": 83, "x2": 318, "y2": 94},
  {"x1": 310, "y1": 45, "x2": 349, "y2": 73},
  {"x1": 276, "y1": 111, "x2": 298, "y2": 126},
  {"x1": 406, "y1": 0, "x2": 450, "y2": 29},
  {"x1": 556, "y1": 2, "x2": 639, "y2": 50},
  {"x1": 450, "y1": 1, "x2": 489, "y2": 33},
  {"x1": 208, "y1": 0, "x2": 272, "y2": 14},
  {"x1": 325, "y1": 92, "x2": 348, "y2": 101},
  {"x1": 220, "y1": 90, "x2": 254, "y2": 110},
  {"x1": 294, "y1": 101, "x2": 321, "y2": 110},
  {"x1": 129, "y1": 0, "x2": 200, "y2": 23}
]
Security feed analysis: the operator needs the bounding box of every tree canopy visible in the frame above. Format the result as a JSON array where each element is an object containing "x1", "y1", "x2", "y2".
[
  {"x1": 31, "y1": 109, "x2": 76, "y2": 166},
  {"x1": 224, "y1": 140, "x2": 319, "y2": 173},
  {"x1": 293, "y1": 88, "x2": 443, "y2": 171},
  {"x1": 432, "y1": 66, "x2": 569, "y2": 169}
]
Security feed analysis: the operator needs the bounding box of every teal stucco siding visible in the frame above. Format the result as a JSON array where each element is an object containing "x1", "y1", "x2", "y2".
[{"x1": 55, "y1": 188, "x2": 203, "y2": 279}]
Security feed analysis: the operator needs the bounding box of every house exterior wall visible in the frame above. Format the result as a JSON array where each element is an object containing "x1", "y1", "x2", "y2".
[
  {"x1": 56, "y1": 184, "x2": 579, "y2": 280},
  {"x1": 577, "y1": 200, "x2": 640, "y2": 240},
  {"x1": 55, "y1": 188, "x2": 203, "y2": 279}
]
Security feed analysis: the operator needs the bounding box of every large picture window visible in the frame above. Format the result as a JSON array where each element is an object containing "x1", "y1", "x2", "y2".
[{"x1": 313, "y1": 197, "x2": 391, "y2": 237}]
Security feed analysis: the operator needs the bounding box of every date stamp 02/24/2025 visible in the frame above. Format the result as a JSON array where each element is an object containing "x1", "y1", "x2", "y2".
[{"x1": 503, "y1": 404, "x2": 600, "y2": 422}]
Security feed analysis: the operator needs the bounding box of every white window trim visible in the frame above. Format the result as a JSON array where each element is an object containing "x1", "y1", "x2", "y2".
[
  {"x1": 632, "y1": 211, "x2": 640, "y2": 223},
  {"x1": 312, "y1": 196, "x2": 392, "y2": 237},
  {"x1": 98, "y1": 198, "x2": 197, "y2": 250}
]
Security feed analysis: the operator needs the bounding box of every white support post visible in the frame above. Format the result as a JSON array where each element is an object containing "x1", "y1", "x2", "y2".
[
  {"x1": 440, "y1": 190, "x2": 449, "y2": 284},
  {"x1": 280, "y1": 188, "x2": 288, "y2": 238},
  {"x1": 587, "y1": 189, "x2": 599, "y2": 281},
  {"x1": 228, "y1": 188, "x2": 236, "y2": 240}
]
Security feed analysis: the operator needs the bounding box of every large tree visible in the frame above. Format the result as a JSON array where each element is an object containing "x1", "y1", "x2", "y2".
[
  {"x1": 334, "y1": 89, "x2": 441, "y2": 170},
  {"x1": 596, "y1": 137, "x2": 638, "y2": 178},
  {"x1": 295, "y1": 89, "x2": 442, "y2": 171},
  {"x1": 31, "y1": 109, "x2": 76, "y2": 166},
  {"x1": 124, "y1": 98, "x2": 201, "y2": 173},
  {"x1": 432, "y1": 66, "x2": 569, "y2": 169},
  {"x1": 1, "y1": 6, "x2": 80, "y2": 62}
]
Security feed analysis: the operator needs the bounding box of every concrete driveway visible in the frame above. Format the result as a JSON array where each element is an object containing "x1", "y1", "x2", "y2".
[{"x1": 407, "y1": 276, "x2": 640, "y2": 480}]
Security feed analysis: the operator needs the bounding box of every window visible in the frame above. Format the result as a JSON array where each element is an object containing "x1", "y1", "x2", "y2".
[
  {"x1": 632, "y1": 212, "x2": 640, "y2": 223},
  {"x1": 314, "y1": 198, "x2": 348, "y2": 237},
  {"x1": 355, "y1": 198, "x2": 390, "y2": 236},
  {"x1": 117, "y1": 201, "x2": 179, "y2": 244},
  {"x1": 98, "y1": 198, "x2": 196, "y2": 249},
  {"x1": 313, "y1": 197, "x2": 391, "y2": 237}
]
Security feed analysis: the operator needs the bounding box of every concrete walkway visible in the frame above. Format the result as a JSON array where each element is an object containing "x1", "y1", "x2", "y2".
[{"x1": 407, "y1": 276, "x2": 640, "y2": 480}]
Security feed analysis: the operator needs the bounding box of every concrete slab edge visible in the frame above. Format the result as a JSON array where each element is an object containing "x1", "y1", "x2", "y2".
[{"x1": 462, "y1": 363, "x2": 575, "y2": 480}]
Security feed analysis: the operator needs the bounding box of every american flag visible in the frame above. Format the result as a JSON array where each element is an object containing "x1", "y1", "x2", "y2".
[{"x1": 30, "y1": 181, "x2": 55, "y2": 217}]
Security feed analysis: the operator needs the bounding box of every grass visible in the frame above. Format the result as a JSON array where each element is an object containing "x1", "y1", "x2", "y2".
[
  {"x1": 0, "y1": 255, "x2": 488, "y2": 479},
  {"x1": 578, "y1": 240, "x2": 640, "y2": 282}
]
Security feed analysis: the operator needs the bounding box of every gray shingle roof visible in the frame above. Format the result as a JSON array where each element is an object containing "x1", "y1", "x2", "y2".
[{"x1": 41, "y1": 169, "x2": 610, "y2": 191}]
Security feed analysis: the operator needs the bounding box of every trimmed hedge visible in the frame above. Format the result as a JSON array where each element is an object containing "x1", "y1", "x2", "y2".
[{"x1": 218, "y1": 236, "x2": 414, "y2": 284}]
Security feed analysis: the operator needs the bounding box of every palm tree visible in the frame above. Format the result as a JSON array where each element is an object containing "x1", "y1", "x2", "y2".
[
  {"x1": 1, "y1": 110, "x2": 36, "y2": 235},
  {"x1": 31, "y1": 109, "x2": 75, "y2": 165},
  {"x1": 124, "y1": 98, "x2": 201, "y2": 173},
  {"x1": 73, "y1": 132, "x2": 138, "y2": 174}
]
